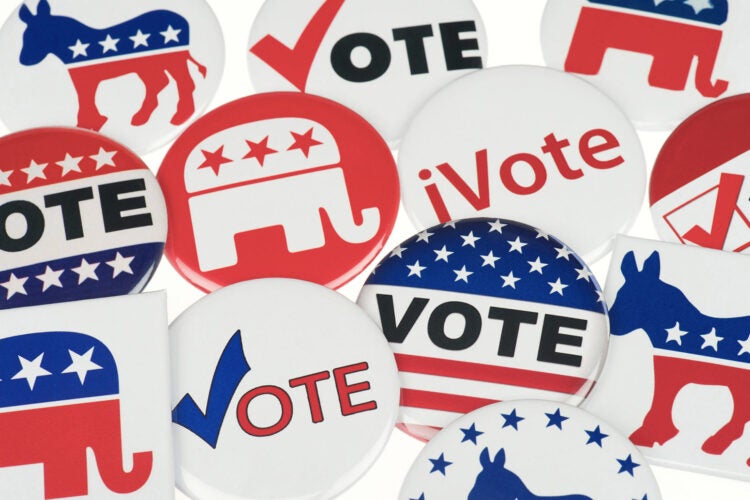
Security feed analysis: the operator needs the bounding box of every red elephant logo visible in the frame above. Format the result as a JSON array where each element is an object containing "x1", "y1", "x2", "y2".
[{"x1": 0, "y1": 331, "x2": 152, "y2": 498}]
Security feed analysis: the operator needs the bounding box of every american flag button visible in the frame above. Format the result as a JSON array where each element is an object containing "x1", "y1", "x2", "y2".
[
  {"x1": 399, "y1": 400, "x2": 661, "y2": 500},
  {"x1": 397, "y1": 65, "x2": 646, "y2": 263},
  {"x1": 585, "y1": 235, "x2": 750, "y2": 480},
  {"x1": 0, "y1": 0, "x2": 224, "y2": 153},
  {"x1": 158, "y1": 92, "x2": 400, "y2": 292},
  {"x1": 650, "y1": 95, "x2": 750, "y2": 254},
  {"x1": 541, "y1": 0, "x2": 738, "y2": 129},
  {"x1": 169, "y1": 279, "x2": 400, "y2": 499},
  {"x1": 357, "y1": 218, "x2": 609, "y2": 442},
  {"x1": 0, "y1": 127, "x2": 167, "y2": 310},
  {"x1": 247, "y1": 0, "x2": 487, "y2": 145}
]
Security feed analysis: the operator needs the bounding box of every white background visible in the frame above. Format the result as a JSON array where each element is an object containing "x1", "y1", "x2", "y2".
[{"x1": 0, "y1": 0, "x2": 747, "y2": 498}]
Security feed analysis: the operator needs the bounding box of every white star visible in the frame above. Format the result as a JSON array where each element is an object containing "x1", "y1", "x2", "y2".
[
  {"x1": 62, "y1": 348, "x2": 103, "y2": 384},
  {"x1": 22, "y1": 160, "x2": 47, "y2": 182},
  {"x1": 98, "y1": 34, "x2": 120, "y2": 53},
  {"x1": 56, "y1": 153, "x2": 83, "y2": 176},
  {"x1": 548, "y1": 278, "x2": 569, "y2": 296},
  {"x1": 12, "y1": 354, "x2": 51, "y2": 390},
  {"x1": 72, "y1": 259, "x2": 100, "y2": 284},
  {"x1": 461, "y1": 231, "x2": 481, "y2": 247},
  {"x1": 501, "y1": 271, "x2": 521, "y2": 289},
  {"x1": 555, "y1": 246, "x2": 573, "y2": 260},
  {"x1": 443, "y1": 221, "x2": 457, "y2": 229},
  {"x1": 107, "y1": 253, "x2": 134, "y2": 278},
  {"x1": 390, "y1": 246, "x2": 407, "y2": 259},
  {"x1": 685, "y1": 0, "x2": 714, "y2": 14},
  {"x1": 596, "y1": 290, "x2": 605, "y2": 303},
  {"x1": 1, "y1": 273, "x2": 28, "y2": 299},
  {"x1": 0, "y1": 169, "x2": 12, "y2": 187},
  {"x1": 90, "y1": 147, "x2": 117, "y2": 169},
  {"x1": 508, "y1": 237, "x2": 527, "y2": 254},
  {"x1": 36, "y1": 266, "x2": 64, "y2": 292},
  {"x1": 416, "y1": 231, "x2": 434, "y2": 243},
  {"x1": 480, "y1": 251, "x2": 500, "y2": 268},
  {"x1": 129, "y1": 29, "x2": 151, "y2": 48},
  {"x1": 528, "y1": 257, "x2": 548, "y2": 275},
  {"x1": 453, "y1": 266, "x2": 473, "y2": 283},
  {"x1": 407, "y1": 260, "x2": 427, "y2": 278},
  {"x1": 161, "y1": 25, "x2": 182, "y2": 43},
  {"x1": 665, "y1": 322, "x2": 689, "y2": 346},
  {"x1": 700, "y1": 328, "x2": 723, "y2": 352},
  {"x1": 488, "y1": 220, "x2": 506, "y2": 234},
  {"x1": 536, "y1": 229, "x2": 550, "y2": 240},
  {"x1": 576, "y1": 267, "x2": 593, "y2": 282},
  {"x1": 738, "y1": 334, "x2": 750, "y2": 357},
  {"x1": 68, "y1": 39, "x2": 89, "y2": 58},
  {"x1": 434, "y1": 245, "x2": 453, "y2": 263}
]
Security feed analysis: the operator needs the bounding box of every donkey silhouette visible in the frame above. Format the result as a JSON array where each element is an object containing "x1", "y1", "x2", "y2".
[
  {"x1": 18, "y1": 0, "x2": 207, "y2": 131},
  {"x1": 468, "y1": 447, "x2": 592, "y2": 500},
  {"x1": 610, "y1": 251, "x2": 750, "y2": 465}
]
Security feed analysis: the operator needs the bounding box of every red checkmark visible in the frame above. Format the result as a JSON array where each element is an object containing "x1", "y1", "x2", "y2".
[
  {"x1": 250, "y1": 0, "x2": 346, "y2": 91},
  {"x1": 682, "y1": 172, "x2": 745, "y2": 250}
]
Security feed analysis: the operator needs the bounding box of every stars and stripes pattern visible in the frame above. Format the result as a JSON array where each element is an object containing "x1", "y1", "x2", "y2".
[
  {"x1": 589, "y1": 0, "x2": 727, "y2": 25},
  {"x1": 368, "y1": 218, "x2": 605, "y2": 314},
  {"x1": 0, "y1": 331, "x2": 118, "y2": 409}
]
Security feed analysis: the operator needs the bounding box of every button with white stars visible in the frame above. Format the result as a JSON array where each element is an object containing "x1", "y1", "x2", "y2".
[
  {"x1": 0, "y1": 127, "x2": 167, "y2": 309},
  {"x1": 399, "y1": 400, "x2": 662, "y2": 500},
  {"x1": 158, "y1": 92, "x2": 399, "y2": 292},
  {"x1": 358, "y1": 218, "x2": 610, "y2": 442},
  {"x1": 0, "y1": 0, "x2": 224, "y2": 153}
]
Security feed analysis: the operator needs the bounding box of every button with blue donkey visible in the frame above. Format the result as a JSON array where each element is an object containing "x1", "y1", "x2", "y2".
[
  {"x1": 170, "y1": 279, "x2": 400, "y2": 499},
  {"x1": 357, "y1": 218, "x2": 609, "y2": 441},
  {"x1": 0, "y1": 127, "x2": 167, "y2": 310},
  {"x1": 399, "y1": 400, "x2": 661, "y2": 500},
  {"x1": 0, "y1": 0, "x2": 224, "y2": 153}
]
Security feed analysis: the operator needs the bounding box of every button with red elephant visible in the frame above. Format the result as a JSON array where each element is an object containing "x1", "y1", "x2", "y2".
[
  {"x1": 170, "y1": 279, "x2": 399, "y2": 499},
  {"x1": 247, "y1": 0, "x2": 487, "y2": 145},
  {"x1": 397, "y1": 65, "x2": 646, "y2": 263},
  {"x1": 585, "y1": 235, "x2": 750, "y2": 481},
  {"x1": 0, "y1": 127, "x2": 167, "y2": 310},
  {"x1": 541, "y1": 0, "x2": 750, "y2": 129},
  {"x1": 0, "y1": 292, "x2": 172, "y2": 498},
  {"x1": 158, "y1": 92, "x2": 400, "y2": 292},
  {"x1": 650, "y1": 95, "x2": 750, "y2": 253},
  {"x1": 358, "y1": 218, "x2": 609, "y2": 442},
  {"x1": 399, "y1": 400, "x2": 661, "y2": 500},
  {"x1": 0, "y1": 0, "x2": 224, "y2": 153}
]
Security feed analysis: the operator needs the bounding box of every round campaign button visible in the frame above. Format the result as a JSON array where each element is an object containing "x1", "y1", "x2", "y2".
[
  {"x1": 247, "y1": 0, "x2": 487, "y2": 144},
  {"x1": 0, "y1": 127, "x2": 167, "y2": 309},
  {"x1": 399, "y1": 400, "x2": 662, "y2": 500},
  {"x1": 398, "y1": 65, "x2": 646, "y2": 262},
  {"x1": 357, "y1": 218, "x2": 609, "y2": 441},
  {"x1": 0, "y1": 0, "x2": 224, "y2": 153},
  {"x1": 170, "y1": 279, "x2": 400, "y2": 500},
  {"x1": 541, "y1": 0, "x2": 749, "y2": 129},
  {"x1": 650, "y1": 95, "x2": 750, "y2": 253},
  {"x1": 158, "y1": 92, "x2": 400, "y2": 292}
]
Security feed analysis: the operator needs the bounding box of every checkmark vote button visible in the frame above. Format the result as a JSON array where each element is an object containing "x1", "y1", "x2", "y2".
[
  {"x1": 247, "y1": 0, "x2": 488, "y2": 145},
  {"x1": 169, "y1": 279, "x2": 400, "y2": 500}
]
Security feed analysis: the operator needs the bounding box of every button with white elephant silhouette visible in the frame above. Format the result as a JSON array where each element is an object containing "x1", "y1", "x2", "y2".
[
  {"x1": 157, "y1": 92, "x2": 400, "y2": 292},
  {"x1": 0, "y1": 0, "x2": 224, "y2": 153},
  {"x1": 399, "y1": 400, "x2": 661, "y2": 500},
  {"x1": 541, "y1": 0, "x2": 750, "y2": 129}
]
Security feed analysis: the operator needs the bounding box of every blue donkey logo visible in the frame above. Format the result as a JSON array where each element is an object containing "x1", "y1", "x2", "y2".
[{"x1": 468, "y1": 447, "x2": 591, "y2": 500}]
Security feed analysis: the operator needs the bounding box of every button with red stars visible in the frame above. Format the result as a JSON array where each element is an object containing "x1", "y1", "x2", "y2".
[
  {"x1": 650, "y1": 95, "x2": 750, "y2": 253},
  {"x1": 0, "y1": 127, "x2": 167, "y2": 309},
  {"x1": 357, "y1": 218, "x2": 610, "y2": 442},
  {"x1": 247, "y1": 0, "x2": 487, "y2": 145},
  {"x1": 0, "y1": 0, "x2": 224, "y2": 153},
  {"x1": 399, "y1": 400, "x2": 661, "y2": 500},
  {"x1": 157, "y1": 92, "x2": 400, "y2": 292}
]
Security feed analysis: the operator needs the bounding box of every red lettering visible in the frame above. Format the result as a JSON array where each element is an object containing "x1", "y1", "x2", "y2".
[
  {"x1": 542, "y1": 132, "x2": 582, "y2": 180},
  {"x1": 436, "y1": 149, "x2": 491, "y2": 210},
  {"x1": 499, "y1": 153, "x2": 547, "y2": 195},
  {"x1": 334, "y1": 362, "x2": 377, "y2": 416},
  {"x1": 580, "y1": 129, "x2": 623, "y2": 170},
  {"x1": 289, "y1": 370, "x2": 330, "y2": 424},
  {"x1": 236, "y1": 385, "x2": 293, "y2": 437}
]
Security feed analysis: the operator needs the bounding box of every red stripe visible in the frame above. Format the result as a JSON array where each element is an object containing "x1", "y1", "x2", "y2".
[
  {"x1": 401, "y1": 389, "x2": 498, "y2": 414},
  {"x1": 395, "y1": 353, "x2": 589, "y2": 395}
]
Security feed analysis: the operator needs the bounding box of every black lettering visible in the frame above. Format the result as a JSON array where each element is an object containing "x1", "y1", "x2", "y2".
[
  {"x1": 98, "y1": 179, "x2": 153, "y2": 233},
  {"x1": 538, "y1": 315, "x2": 587, "y2": 367},
  {"x1": 331, "y1": 33, "x2": 391, "y2": 82},
  {"x1": 439, "y1": 21, "x2": 483, "y2": 71},
  {"x1": 427, "y1": 301, "x2": 482, "y2": 351},
  {"x1": 44, "y1": 187, "x2": 94, "y2": 240},
  {"x1": 487, "y1": 307, "x2": 539, "y2": 358},
  {"x1": 376, "y1": 294, "x2": 429, "y2": 343},
  {"x1": 392, "y1": 24, "x2": 434, "y2": 75},
  {"x1": 0, "y1": 200, "x2": 44, "y2": 252}
]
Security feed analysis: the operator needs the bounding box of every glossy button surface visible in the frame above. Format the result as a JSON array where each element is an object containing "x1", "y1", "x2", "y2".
[
  {"x1": 0, "y1": 127, "x2": 167, "y2": 309},
  {"x1": 358, "y1": 218, "x2": 609, "y2": 441}
]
